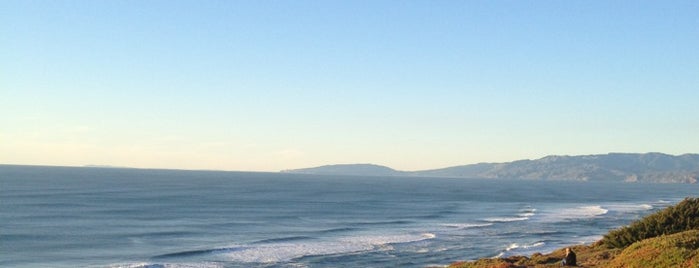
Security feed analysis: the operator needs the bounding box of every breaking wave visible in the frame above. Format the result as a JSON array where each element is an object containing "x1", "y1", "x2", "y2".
[
  {"x1": 484, "y1": 216, "x2": 530, "y2": 223},
  {"x1": 604, "y1": 203, "x2": 653, "y2": 213},
  {"x1": 494, "y1": 241, "x2": 546, "y2": 258},
  {"x1": 537, "y1": 205, "x2": 608, "y2": 222},
  {"x1": 219, "y1": 233, "x2": 435, "y2": 263},
  {"x1": 440, "y1": 223, "x2": 493, "y2": 229},
  {"x1": 518, "y1": 208, "x2": 537, "y2": 218},
  {"x1": 153, "y1": 233, "x2": 435, "y2": 264},
  {"x1": 106, "y1": 262, "x2": 224, "y2": 268},
  {"x1": 484, "y1": 207, "x2": 537, "y2": 223}
]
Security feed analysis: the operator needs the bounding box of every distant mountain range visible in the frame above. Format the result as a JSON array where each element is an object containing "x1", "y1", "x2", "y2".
[{"x1": 282, "y1": 153, "x2": 699, "y2": 183}]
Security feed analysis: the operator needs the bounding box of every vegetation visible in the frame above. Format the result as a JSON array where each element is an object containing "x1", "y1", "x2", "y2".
[
  {"x1": 607, "y1": 230, "x2": 699, "y2": 268},
  {"x1": 447, "y1": 245, "x2": 621, "y2": 268},
  {"x1": 602, "y1": 197, "x2": 699, "y2": 248},
  {"x1": 448, "y1": 197, "x2": 699, "y2": 268}
]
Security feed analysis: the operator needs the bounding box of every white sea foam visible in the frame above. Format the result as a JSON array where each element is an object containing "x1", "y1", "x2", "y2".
[
  {"x1": 524, "y1": 241, "x2": 545, "y2": 249},
  {"x1": 484, "y1": 216, "x2": 530, "y2": 223},
  {"x1": 605, "y1": 203, "x2": 653, "y2": 212},
  {"x1": 495, "y1": 241, "x2": 546, "y2": 258},
  {"x1": 484, "y1": 207, "x2": 536, "y2": 223},
  {"x1": 493, "y1": 244, "x2": 519, "y2": 258},
  {"x1": 576, "y1": 235, "x2": 604, "y2": 244},
  {"x1": 505, "y1": 243, "x2": 520, "y2": 251},
  {"x1": 339, "y1": 233, "x2": 436, "y2": 244},
  {"x1": 108, "y1": 262, "x2": 223, "y2": 268},
  {"x1": 518, "y1": 208, "x2": 537, "y2": 218},
  {"x1": 441, "y1": 223, "x2": 493, "y2": 229},
  {"x1": 538, "y1": 205, "x2": 608, "y2": 222},
  {"x1": 217, "y1": 233, "x2": 435, "y2": 263},
  {"x1": 108, "y1": 263, "x2": 151, "y2": 268},
  {"x1": 414, "y1": 248, "x2": 430, "y2": 253},
  {"x1": 518, "y1": 212, "x2": 536, "y2": 217},
  {"x1": 576, "y1": 205, "x2": 608, "y2": 216},
  {"x1": 504, "y1": 241, "x2": 544, "y2": 252}
]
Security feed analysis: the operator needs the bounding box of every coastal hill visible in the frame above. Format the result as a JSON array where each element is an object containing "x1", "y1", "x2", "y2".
[
  {"x1": 447, "y1": 197, "x2": 699, "y2": 267},
  {"x1": 282, "y1": 153, "x2": 699, "y2": 183}
]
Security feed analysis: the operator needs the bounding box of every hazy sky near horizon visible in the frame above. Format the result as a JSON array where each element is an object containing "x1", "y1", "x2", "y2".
[{"x1": 2, "y1": 1, "x2": 698, "y2": 171}]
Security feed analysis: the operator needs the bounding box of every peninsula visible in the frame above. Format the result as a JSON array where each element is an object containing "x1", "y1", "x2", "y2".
[{"x1": 283, "y1": 153, "x2": 699, "y2": 183}]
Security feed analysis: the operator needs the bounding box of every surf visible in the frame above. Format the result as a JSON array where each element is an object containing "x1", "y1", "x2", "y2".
[{"x1": 151, "y1": 232, "x2": 436, "y2": 264}]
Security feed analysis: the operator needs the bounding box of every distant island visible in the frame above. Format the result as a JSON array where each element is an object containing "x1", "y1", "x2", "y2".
[
  {"x1": 83, "y1": 164, "x2": 131, "y2": 168},
  {"x1": 282, "y1": 153, "x2": 699, "y2": 183}
]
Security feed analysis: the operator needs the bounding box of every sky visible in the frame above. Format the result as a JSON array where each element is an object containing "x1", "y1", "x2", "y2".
[{"x1": 2, "y1": 1, "x2": 698, "y2": 172}]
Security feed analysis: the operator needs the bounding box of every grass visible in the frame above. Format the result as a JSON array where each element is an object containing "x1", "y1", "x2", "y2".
[
  {"x1": 607, "y1": 230, "x2": 699, "y2": 268},
  {"x1": 446, "y1": 244, "x2": 620, "y2": 268}
]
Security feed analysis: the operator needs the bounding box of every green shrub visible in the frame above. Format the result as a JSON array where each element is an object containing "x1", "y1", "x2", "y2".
[{"x1": 602, "y1": 197, "x2": 699, "y2": 248}]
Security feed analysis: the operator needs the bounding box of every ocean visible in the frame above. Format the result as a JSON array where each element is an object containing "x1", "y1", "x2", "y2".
[{"x1": 1, "y1": 165, "x2": 697, "y2": 268}]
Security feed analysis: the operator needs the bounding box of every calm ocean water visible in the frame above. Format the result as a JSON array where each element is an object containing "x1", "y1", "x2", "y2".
[{"x1": 1, "y1": 165, "x2": 697, "y2": 268}]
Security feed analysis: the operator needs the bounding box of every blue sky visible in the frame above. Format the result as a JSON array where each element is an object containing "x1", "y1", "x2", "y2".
[{"x1": 2, "y1": 1, "x2": 698, "y2": 171}]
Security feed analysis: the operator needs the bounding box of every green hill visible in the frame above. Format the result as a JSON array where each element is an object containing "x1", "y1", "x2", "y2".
[
  {"x1": 608, "y1": 229, "x2": 699, "y2": 268},
  {"x1": 602, "y1": 197, "x2": 699, "y2": 248},
  {"x1": 448, "y1": 197, "x2": 699, "y2": 268}
]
